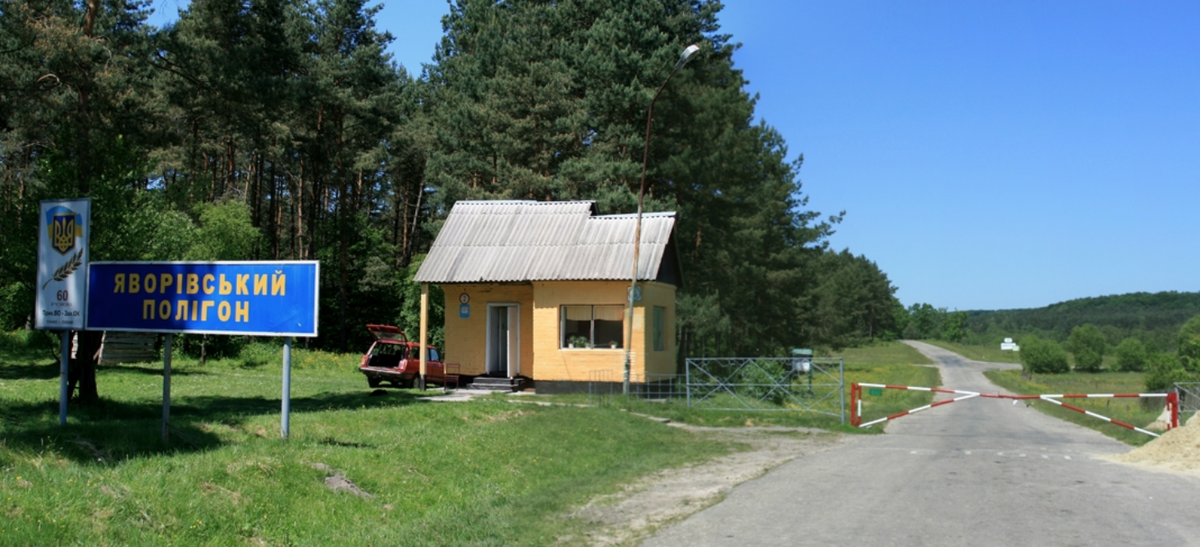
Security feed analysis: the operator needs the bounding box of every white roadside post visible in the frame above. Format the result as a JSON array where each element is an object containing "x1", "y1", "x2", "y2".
[
  {"x1": 419, "y1": 283, "x2": 429, "y2": 390},
  {"x1": 282, "y1": 337, "x2": 292, "y2": 439}
]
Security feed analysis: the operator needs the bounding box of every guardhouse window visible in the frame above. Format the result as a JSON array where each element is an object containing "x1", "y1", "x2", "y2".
[{"x1": 561, "y1": 305, "x2": 624, "y2": 349}]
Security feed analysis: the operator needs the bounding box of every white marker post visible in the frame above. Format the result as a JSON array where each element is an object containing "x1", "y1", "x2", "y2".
[{"x1": 282, "y1": 337, "x2": 292, "y2": 439}]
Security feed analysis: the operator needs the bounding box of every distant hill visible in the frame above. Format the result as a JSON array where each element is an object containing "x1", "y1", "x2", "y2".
[{"x1": 964, "y1": 291, "x2": 1200, "y2": 351}]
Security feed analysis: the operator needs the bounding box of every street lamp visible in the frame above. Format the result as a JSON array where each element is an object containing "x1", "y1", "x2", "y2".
[{"x1": 624, "y1": 43, "x2": 701, "y2": 396}]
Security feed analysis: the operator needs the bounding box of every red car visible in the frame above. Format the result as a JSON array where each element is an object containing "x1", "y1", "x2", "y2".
[{"x1": 359, "y1": 324, "x2": 447, "y2": 388}]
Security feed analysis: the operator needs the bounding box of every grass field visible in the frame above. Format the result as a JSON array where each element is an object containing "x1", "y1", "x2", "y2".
[
  {"x1": 923, "y1": 340, "x2": 1021, "y2": 364},
  {"x1": 0, "y1": 333, "x2": 732, "y2": 546},
  {"x1": 927, "y1": 340, "x2": 1125, "y2": 370},
  {"x1": 0, "y1": 333, "x2": 946, "y2": 544},
  {"x1": 984, "y1": 369, "x2": 1164, "y2": 446}
]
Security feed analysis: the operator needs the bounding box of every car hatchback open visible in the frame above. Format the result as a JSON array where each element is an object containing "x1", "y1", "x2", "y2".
[{"x1": 359, "y1": 324, "x2": 447, "y2": 388}]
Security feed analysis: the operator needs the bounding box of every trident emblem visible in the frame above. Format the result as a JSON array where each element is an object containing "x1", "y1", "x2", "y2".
[{"x1": 51, "y1": 213, "x2": 77, "y2": 255}]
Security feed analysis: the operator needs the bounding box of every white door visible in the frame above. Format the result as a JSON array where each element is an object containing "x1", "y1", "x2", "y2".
[{"x1": 487, "y1": 304, "x2": 520, "y2": 378}]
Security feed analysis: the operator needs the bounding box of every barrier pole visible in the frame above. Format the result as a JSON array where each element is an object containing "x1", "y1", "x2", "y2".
[
  {"x1": 859, "y1": 393, "x2": 978, "y2": 428},
  {"x1": 1038, "y1": 396, "x2": 1160, "y2": 438}
]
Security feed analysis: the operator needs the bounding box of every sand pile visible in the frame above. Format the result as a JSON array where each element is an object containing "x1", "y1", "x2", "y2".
[{"x1": 1111, "y1": 411, "x2": 1200, "y2": 477}]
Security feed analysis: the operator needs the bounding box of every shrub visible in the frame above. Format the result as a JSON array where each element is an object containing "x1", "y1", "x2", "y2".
[
  {"x1": 1020, "y1": 335, "x2": 1069, "y2": 374},
  {"x1": 737, "y1": 360, "x2": 789, "y2": 405},
  {"x1": 1178, "y1": 314, "x2": 1200, "y2": 373},
  {"x1": 1113, "y1": 337, "x2": 1147, "y2": 372},
  {"x1": 1144, "y1": 352, "x2": 1189, "y2": 392},
  {"x1": 1067, "y1": 324, "x2": 1105, "y2": 372}
]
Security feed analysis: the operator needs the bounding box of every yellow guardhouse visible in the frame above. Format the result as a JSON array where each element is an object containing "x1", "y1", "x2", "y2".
[{"x1": 413, "y1": 200, "x2": 681, "y2": 393}]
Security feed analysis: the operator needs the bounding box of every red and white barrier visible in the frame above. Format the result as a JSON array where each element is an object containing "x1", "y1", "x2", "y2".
[
  {"x1": 850, "y1": 383, "x2": 1180, "y2": 436},
  {"x1": 1036, "y1": 396, "x2": 1164, "y2": 437},
  {"x1": 856, "y1": 392, "x2": 979, "y2": 428}
]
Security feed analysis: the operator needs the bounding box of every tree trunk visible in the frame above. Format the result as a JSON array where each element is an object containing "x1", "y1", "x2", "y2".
[
  {"x1": 67, "y1": 0, "x2": 103, "y2": 405},
  {"x1": 68, "y1": 330, "x2": 103, "y2": 403}
]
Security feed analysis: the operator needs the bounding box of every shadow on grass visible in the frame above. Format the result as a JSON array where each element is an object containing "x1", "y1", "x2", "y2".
[
  {"x1": 0, "y1": 362, "x2": 218, "y2": 381},
  {"x1": 99, "y1": 363, "x2": 211, "y2": 376},
  {"x1": 0, "y1": 362, "x2": 59, "y2": 380},
  {"x1": 0, "y1": 389, "x2": 423, "y2": 464}
]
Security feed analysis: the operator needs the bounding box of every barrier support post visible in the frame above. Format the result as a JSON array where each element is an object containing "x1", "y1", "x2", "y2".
[
  {"x1": 1167, "y1": 392, "x2": 1179, "y2": 430},
  {"x1": 850, "y1": 383, "x2": 861, "y2": 427}
]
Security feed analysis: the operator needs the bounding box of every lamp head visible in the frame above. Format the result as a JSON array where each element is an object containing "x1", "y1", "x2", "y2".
[{"x1": 675, "y1": 44, "x2": 701, "y2": 69}]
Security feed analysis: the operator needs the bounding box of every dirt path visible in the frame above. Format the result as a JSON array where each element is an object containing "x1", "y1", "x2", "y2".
[{"x1": 559, "y1": 422, "x2": 853, "y2": 547}]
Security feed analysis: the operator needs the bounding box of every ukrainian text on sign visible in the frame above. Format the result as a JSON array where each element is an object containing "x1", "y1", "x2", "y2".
[{"x1": 87, "y1": 262, "x2": 319, "y2": 336}]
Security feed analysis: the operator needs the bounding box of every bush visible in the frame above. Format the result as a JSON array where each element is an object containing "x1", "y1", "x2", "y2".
[
  {"x1": 1020, "y1": 335, "x2": 1069, "y2": 374},
  {"x1": 0, "y1": 329, "x2": 58, "y2": 352},
  {"x1": 1144, "y1": 352, "x2": 1189, "y2": 392},
  {"x1": 175, "y1": 333, "x2": 246, "y2": 360},
  {"x1": 1113, "y1": 337, "x2": 1147, "y2": 372},
  {"x1": 737, "y1": 360, "x2": 789, "y2": 405},
  {"x1": 1178, "y1": 314, "x2": 1200, "y2": 373},
  {"x1": 1067, "y1": 324, "x2": 1105, "y2": 372}
]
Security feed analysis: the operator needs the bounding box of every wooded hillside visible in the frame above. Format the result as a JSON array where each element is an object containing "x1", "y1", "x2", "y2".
[
  {"x1": 964, "y1": 291, "x2": 1200, "y2": 351},
  {"x1": 0, "y1": 0, "x2": 899, "y2": 358}
]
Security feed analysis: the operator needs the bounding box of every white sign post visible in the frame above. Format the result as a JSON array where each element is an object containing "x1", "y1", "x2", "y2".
[{"x1": 35, "y1": 198, "x2": 91, "y2": 425}]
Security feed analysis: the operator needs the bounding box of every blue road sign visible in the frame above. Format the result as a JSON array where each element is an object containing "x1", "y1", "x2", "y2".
[{"x1": 87, "y1": 262, "x2": 319, "y2": 336}]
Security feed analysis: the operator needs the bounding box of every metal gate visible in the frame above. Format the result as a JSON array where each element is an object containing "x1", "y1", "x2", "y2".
[
  {"x1": 1176, "y1": 382, "x2": 1200, "y2": 421},
  {"x1": 685, "y1": 357, "x2": 844, "y2": 421}
]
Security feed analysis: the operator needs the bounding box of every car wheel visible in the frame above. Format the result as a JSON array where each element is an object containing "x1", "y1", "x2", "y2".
[{"x1": 367, "y1": 376, "x2": 381, "y2": 388}]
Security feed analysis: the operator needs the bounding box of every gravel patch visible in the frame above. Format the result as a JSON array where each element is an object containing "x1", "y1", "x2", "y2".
[{"x1": 559, "y1": 424, "x2": 852, "y2": 546}]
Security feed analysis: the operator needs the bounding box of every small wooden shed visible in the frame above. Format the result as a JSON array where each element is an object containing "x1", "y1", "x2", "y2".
[{"x1": 414, "y1": 200, "x2": 681, "y2": 393}]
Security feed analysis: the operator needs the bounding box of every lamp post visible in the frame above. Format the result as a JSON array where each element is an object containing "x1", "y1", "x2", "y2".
[{"x1": 624, "y1": 43, "x2": 701, "y2": 396}]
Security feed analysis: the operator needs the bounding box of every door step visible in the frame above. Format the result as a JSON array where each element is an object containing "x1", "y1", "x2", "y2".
[{"x1": 463, "y1": 376, "x2": 528, "y2": 392}]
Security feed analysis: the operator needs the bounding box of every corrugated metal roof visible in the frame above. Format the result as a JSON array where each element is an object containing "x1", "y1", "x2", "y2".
[{"x1": 415, "y1": 200, "x2": 677, "y2": 283}]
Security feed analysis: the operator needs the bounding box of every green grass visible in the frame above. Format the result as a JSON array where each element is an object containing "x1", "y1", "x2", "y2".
[
  {"x1": 930, "y1": 339, "x2": 1125, "y2": 371},
  {"x1": 0, "y1": 335, "x2": 731, "y2": 546},
  {"x1": 828, "y1": 340, "x2": 934, "y2": 366},
  {"x1": 984, "y1": 369, "x2": 1164, "y2": 446},
  {"x1": 839, "y1": 342, "x2": 941, "y2": 428},
  {"x1": 923, "y1": 340, "x2": 1021, "y2": 364},
  {"x1": 550, "y1": 342, "x2": 941, "y2": 431}
]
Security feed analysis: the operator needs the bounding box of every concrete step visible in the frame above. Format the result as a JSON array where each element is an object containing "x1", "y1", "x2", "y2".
[{"x1": 463, "y1": 376, "x2": 528, "y2": 392}]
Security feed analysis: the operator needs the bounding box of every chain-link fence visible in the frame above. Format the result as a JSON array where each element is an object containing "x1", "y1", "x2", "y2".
[
  {"x1": 587, "y1": 357, "x2": 845, "y2": 423},
  {"x1": 587, "y1": 370, "x2": 681, "y2": 406}
]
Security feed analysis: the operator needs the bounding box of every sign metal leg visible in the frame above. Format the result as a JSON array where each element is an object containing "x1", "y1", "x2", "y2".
[
  {"x1": 282, "y1": 337, "x2": 292, "y2": 439},
  {"x1": 163, "y1": 333, "x2": 172, "y2": 443}
]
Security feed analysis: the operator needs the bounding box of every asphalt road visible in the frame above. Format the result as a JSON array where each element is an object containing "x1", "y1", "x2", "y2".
[{"x1": 643, "y1": 341, "x2": 1200, "y2": 547}]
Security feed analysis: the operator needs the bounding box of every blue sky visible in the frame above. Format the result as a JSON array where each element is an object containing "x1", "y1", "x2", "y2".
[{"x1": 146, "y1": 1, "x2": 1200, "y2": 312}]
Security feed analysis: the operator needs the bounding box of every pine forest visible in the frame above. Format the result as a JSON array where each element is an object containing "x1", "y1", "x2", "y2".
[{"x1": 0, "y1": 0, "x2": 903, "y2": 364}]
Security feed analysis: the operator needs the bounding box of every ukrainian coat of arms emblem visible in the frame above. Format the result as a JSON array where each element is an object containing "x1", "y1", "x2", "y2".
[{"x1": 45, "y1": 206, "x2": 82, "y2": 255}]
